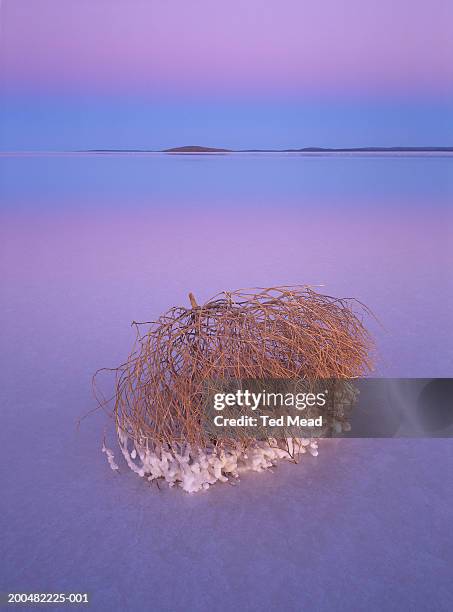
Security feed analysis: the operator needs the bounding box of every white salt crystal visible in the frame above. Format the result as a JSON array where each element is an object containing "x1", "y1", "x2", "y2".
[{"x1": 110, "y1": 434, "x2": 321, "y2": 493}]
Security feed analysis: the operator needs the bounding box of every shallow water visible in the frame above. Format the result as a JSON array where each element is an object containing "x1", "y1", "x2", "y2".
[
  {"x1": 1, "y1": 153, "x2": 452, "y2": 376},
  {"x1": 1, "y1": 154, "x2": 452, "y2": 610}
]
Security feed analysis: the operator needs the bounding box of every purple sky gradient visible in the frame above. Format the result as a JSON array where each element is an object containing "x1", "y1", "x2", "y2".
[
  {"x1": 1, "y1": 0, "x2": 452, "y2": 96},
  {"x1": 0, "y1": 0, "x2": 452, "y2": 148}
]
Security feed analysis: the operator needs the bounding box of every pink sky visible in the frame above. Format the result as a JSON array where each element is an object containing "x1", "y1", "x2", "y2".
[{"x1": 1, "y1": 0, "x2": 452, "y2": 97}]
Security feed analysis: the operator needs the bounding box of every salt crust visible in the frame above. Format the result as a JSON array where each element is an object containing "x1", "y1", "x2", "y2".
[
  {"x1": 101, "y1": 442, "x2": 119, "y2": 472},
  {"x1": 103, "y1": 432, "x2": 319, "y2": 493}
]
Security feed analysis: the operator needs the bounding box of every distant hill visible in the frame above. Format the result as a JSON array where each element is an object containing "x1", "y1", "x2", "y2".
[
  {"x1": 284, "y1": 146, "x2": 453, "y2": 153},
  {"x1": 163, "y1": 145, "x2": 231, "y2": 153}
]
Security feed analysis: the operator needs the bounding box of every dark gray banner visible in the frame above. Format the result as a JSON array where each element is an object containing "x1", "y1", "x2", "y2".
[{"x1": 201, "y1": 378, "x2": 453, "y2": 438}]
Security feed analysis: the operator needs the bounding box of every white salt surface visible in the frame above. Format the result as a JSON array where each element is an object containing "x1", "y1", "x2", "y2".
[{"x1": 103, "y1": 434, "x2": 319, "y2": 493}]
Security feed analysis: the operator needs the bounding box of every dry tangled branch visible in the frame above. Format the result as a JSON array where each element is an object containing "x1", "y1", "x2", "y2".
[{"x1": 95, "y1": 286, "x2": 373, "y2": 455}]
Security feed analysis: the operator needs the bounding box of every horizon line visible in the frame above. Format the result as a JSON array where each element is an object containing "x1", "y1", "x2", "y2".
[
  {"x1": 1, "y1": 145, "x2": 453, "y2": 157},
  {"x1": 91, "y1": 145, "x2": 453, "y2": 153}
]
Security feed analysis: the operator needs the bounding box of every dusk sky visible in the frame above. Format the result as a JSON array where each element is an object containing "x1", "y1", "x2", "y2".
[{"x1": 1, "y1": 0, "x2": 452, "y2": 149}]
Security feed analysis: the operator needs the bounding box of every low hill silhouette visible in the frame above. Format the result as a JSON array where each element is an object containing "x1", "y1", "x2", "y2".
[{"x1": 163, "y1": 145, "x2": 231, "y2": 153}]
